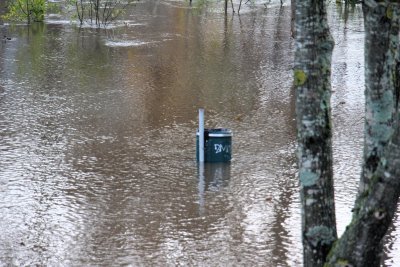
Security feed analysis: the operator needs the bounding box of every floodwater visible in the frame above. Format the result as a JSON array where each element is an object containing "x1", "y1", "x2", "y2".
[{"x1": 0, "y1": 1, "x2": 398, "y2": 266}]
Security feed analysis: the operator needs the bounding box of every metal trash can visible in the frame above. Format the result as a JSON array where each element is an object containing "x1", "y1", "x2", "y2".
[{"x1": 196, "y1": 128, "x2": 232, "y2": 162}]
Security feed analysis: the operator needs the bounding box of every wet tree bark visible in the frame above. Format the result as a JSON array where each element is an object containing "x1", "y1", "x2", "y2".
[
  {"x1": 326, "y1": 2, "x2": 400, "y2": 266},
  {"x1": 294, "y1": 1, "x2": 337, "y2": 266}
]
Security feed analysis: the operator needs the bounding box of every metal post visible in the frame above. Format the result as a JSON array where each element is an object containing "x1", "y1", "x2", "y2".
[{"x1": 199, "y1": 108, "x2": 205, "y2": 162}]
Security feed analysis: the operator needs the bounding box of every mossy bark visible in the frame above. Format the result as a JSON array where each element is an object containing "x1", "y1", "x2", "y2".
[
  {"x1": 294, "y1": 1, "x2": 337, "y2": 266},
  {"x1": 360, "y1": 0, "x2": 398, "y2": 195},
  {"x1": 326, "y1": 1, "x2": 400, "y2": 266}
]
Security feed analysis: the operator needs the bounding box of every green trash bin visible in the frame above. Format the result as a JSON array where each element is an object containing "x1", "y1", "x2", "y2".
[{"x1": 196, "y1": 128, "x2": 232, "y2": 162}]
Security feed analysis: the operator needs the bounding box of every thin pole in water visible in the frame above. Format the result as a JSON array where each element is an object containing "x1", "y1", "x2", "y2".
[{"x1": 199, "y1": 108, "x2": 205, "y2": 162}]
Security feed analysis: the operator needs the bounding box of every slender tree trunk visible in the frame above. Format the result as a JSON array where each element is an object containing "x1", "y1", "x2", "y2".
[
  {"x1": 96, "y1": 0, "x2": 100, "y2": 26},
  {"x1": 26, "y1": 0, "x2": 31, "y2": 24},
  {"x1": 90, "y1": 0, "x2": 93, "y2": 24},
  {"x1": 294, "y1": 1, "x2": 337, "y2": 266},
  {"x1": 326, "y1": 2, "x2": 400, "y2": 266}
]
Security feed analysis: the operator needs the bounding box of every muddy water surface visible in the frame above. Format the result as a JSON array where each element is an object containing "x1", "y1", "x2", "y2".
[{"x1": 0, "y1": 1, "x2": 398, "y2": 266}]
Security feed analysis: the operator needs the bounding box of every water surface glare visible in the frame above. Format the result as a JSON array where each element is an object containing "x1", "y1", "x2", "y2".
[{"x1": 0, "y1": 1, "x2": 398, "y2": 266}]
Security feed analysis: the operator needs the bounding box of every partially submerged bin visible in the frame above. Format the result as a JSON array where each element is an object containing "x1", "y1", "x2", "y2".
[{"x1": 196, "y1": 128, "x2": 232, "y2": 162}]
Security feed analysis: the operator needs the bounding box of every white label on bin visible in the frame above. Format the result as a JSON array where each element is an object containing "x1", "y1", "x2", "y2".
[{"x1": 214, "y1": 144, "x2": 230, "y2": 154}]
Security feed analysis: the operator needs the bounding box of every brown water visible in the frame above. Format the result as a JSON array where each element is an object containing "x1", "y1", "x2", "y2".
[{"x1": 0, "y1": 1, "x2": 398, "y2": 266}]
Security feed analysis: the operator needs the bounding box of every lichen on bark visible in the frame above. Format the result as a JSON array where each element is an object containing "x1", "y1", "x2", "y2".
[
  {"x1": 294, "y1": 69, "x2": 307, "y2": 86},
  {"x1": 325, "y1": 2, "x2": 400, "y2": 266},
  {"x1": 361, "y1": 0, "x2": 398, "y2": 194},
  {"x1": 294, "y1": 0, "x2": 337, "y2": 266}
]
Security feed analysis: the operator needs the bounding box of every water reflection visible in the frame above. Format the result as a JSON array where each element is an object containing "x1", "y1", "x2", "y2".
[{"x1": 197, "y1": 163, "x2": 231, "y2": 215}]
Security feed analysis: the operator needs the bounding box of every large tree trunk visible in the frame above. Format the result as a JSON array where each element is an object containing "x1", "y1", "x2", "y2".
[
  {"x1": 360, "y1": 0, "x2": 397, "y2": 195},
  {"x1": 326, "y1": 2, "x2": 400, "y2": 266},
  {"x1": 294, "y1": 1, "x2": 337, "y2": 266}
]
